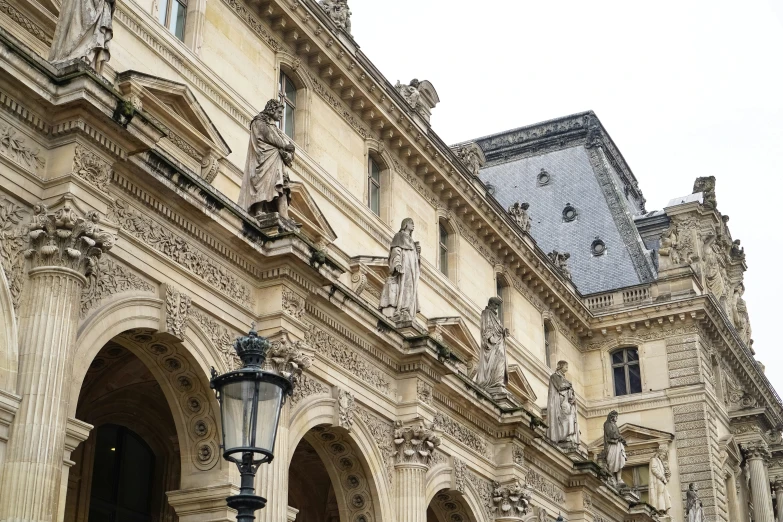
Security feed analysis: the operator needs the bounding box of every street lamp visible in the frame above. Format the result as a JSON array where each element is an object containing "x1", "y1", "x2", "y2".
[{"x1": 210, "y1": 325, "x2": 293, "y2": 522}]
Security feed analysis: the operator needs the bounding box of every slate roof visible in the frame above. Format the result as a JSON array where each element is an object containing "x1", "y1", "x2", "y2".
[{"x1": 464, "y1": 111, "x2": 657, "y2": 295}]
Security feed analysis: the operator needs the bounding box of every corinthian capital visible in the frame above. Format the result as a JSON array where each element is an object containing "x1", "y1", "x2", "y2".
[
  {"x1": 24, "y1": 199, "x2": 115, "y2": 276},
  {"x1": 741, "y1": 440, "x2": 771, "y2": 462},
  {"x1": 392, "y1": 420, "x2": 441, "y2": 468}
]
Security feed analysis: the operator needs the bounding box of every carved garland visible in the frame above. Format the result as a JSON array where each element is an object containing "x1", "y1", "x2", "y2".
[
  {"x1": 0, "y1": 196, "x2": 27, "y2": 310},
  {"x1": 80, "y1": 257, "x2": 155, "y2": 317},
  {"x1": 190, "y1": 309, "x2": 241, "y2": 371},
  {"x1": 355, "y1": 405, "x2": 395, "y2": 487},
  {"x1": 433, "y1": 412, "x2": 491, "y2": 460},
  {"x1": 0, "y1": 121, "x2": 45, "y2": 175}
]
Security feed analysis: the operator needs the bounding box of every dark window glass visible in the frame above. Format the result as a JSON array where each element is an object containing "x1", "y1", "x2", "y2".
[
  {"x1": 439, "y1": 224, "x2": 449, "y2": 276},
  {"x1": 368, "y1": 158, "x2": 381, "y2": 215},
  {"x1": 544, "y1": 321, "x2": 553, "y2": 367},
  {"x1": 89, "y1": 424, "x2": 155, "y2": 522},
  {"x1": 496, "y1": 280, "x2": 504, "y2": 324},
  {"x1": 278, "y1": 72, "x2": 297, "y2": 139},
  {"x1": 612, "y1": 347, "x2": 642, "y2": 396},
  {"x1": 159, "y1": 0, "x2": 187, "y2": 41}
]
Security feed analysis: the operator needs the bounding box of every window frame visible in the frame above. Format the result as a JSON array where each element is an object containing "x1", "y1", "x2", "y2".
[
  {"x1": 368, "y1": 156, "x2": 382, "y2": 216},
  {"x1": 278, "y1": 71, "x2": 297, "y2": 139},
  {"x1": 544, "y1": 320, "x2": 555, "y2": 368},
  {"x1": 611, "y1": 347, "x2": 642, "y2": 396},
  {"x1": 621, "y1": 464, "x2": 650, "y2": 503},
  {"x1": 158, "y1": 0, "x2": 188, "y2": 41},
  {"x1": 439, "y1": 223, "x2": 449, "y2": 277}
]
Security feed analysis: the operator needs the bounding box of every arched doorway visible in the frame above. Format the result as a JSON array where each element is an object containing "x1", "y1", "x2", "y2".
[
  {"x1": 288, "y1": 437, "x2": 340, "y2": 521},
  {"x1": 427, "y1": 489, "x2": 478, "y2": 522},
  {"x1": 64, "y1": 340, "x2": 181, "y2": 522}
]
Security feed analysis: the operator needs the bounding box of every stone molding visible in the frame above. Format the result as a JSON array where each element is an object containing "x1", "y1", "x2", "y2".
[
  {"x1": 0, "y1": 0, "x2": 51, "y2": 46},
  {"x1": 433, "y1": 412, "x2": 492, "y2": 460},
  {"x1": 392, "y1": 421, "x2": 441, "y2": 468}
]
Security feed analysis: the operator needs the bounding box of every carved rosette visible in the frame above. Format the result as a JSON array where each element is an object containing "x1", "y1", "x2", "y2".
[
  {"x1": 24, "y1": 201, "x2": 115, "y2": 277},
  {"x1": 741, "y1": 441, "x2": 771, "y2": 462},
  {"x1": 165, "y1": 284, "x2": 192, "y2": 340},
  {"x1": 264, "y1": 332, "x2": 312, "y2": 386},
  {"x1": 392, "y1": 421, "x2": 442, "y2": 468},
  {"x1": 491, "y1": 480, "x2": 533, "y2": 519}
]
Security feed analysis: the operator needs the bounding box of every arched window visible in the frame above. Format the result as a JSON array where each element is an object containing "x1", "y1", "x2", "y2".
[
  {"x1": 368, "y1": 157, "x2": 381, "y2": 215},
  {"x1": 544, "y1": 320, "x2": 554, "y2": 368},
  {"x1": 439, "y1": 223, "x2": 449, "y2": 276},
  {"x1": 158, "y1": 0, "x2": 187, "y2": 40},
  {"x1": 496, "y1": 275, "x2": 511, "y2": 330},
  {"x1": 612, "y1": 347, "x2": 642, "y2": 396},
  {"x1": 89, "y1": 424, "x2": 155, "y2": 521},
  {"x1": 278, "y1": 71, "x2": 297, "y2": 139}
]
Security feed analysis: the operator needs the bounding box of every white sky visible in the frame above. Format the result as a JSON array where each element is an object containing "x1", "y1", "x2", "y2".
[{"x1": 350, "y1": 1, "x2": 783, "y2": 394}]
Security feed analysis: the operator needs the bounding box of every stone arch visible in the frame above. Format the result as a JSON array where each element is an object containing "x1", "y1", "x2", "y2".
[
  {"x1": 428, "y1": 488, "x2": 481, "y2": 522},
  {"x1": 0, "y1": 267, "x2": 18, "y2": 393},
  {"x1": 287, "y1": 393, "x2": 393, "y2": 522},
  {"x1": 71, "y1": 296, "x2": 226, "y2": 485}
]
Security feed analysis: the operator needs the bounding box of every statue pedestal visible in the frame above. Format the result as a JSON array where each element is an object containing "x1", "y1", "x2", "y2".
[
  {"x1": 619, "y1": 485, "x2": 640, "y2": 504},
  {"x1": 393, "y1": 319, "x2": 427, "y2": 337},
  {"x1": 256, "y1": 213, "x2": 301, "y2": 235},
  {"x1": 557, "y1": 442, "x2": 588, "y2": 461}
]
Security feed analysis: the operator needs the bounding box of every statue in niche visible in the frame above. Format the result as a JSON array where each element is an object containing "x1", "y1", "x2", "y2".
[
  {"x1": 658, "y1": 222, "x2": 681, "y2": 269},
  {"x1": 686, "y1": 483, "x2": 704, "y2": 522},
  {"x1": 546, "y1": 361, "x2": 579, "y2": 447},
  {"x1": 548, "y1": 251, "x2": 572, "y2": 280},
  {"x1": 239, "y1": 99, "x2": 296, "y2": 222},
  {"x1": 395, "y1": 79, "x2": 421, "y2": 110},
  {"x1": 319, "y1": 0, "x2": 352, "y2": 34},
  {"x1": 602, "y1": 410, "x2": 626, "y2": 485},
  {"x1": 508, "y1": 202, "x2": 531, "y2": 233},
  {"x1": 474, "y1": 297, "x2": 508, "y2": 396},
  {"x1": 49, "y1": 0, "x2": 114, "y2": 74},
  {"x1": 648, "y1": 447, "x2": 672, "y2": 514},
  {"x1": 379, "y1": 218, "x2": 421, "y2": 323}
]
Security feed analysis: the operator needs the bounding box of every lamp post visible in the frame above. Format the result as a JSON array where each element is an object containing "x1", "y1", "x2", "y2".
[{"x1": 210, "y1": 326, "x2": 293, "y2": 522}]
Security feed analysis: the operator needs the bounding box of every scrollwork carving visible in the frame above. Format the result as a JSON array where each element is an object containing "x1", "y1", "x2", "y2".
[
  {"x1": 433, "y1": 412, "x2": 491, "y2": 459},
  {"x1": 73, "y1": 144, "x2": 111, "y2": 191},
  {"x1": 0, "y1": 121, "x2": 45, "y2": 174},
  {"x1": 282, "y1": 288, "x2": 305, "y2": 318},
  {"x1": 81, "y1": 257, "x2": 154, "y2": 316},
  {"x1": 164, "y1": 284, "x2": 192, "y2": 339},
  {"x1": 191, "y1": 309, "x2": 240, "y2": 370},
  {"x1": 338, "y1": 389, "x2": 355, "y2": 432},
  {"x1": 0, "y1": 197, "x2": 28, "y2": 310}
]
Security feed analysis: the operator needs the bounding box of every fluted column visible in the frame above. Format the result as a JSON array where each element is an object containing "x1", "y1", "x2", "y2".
[
  {"x1": 742, "y1": 441, "x2": 774, "y2": 522},
  {"x1": 773, "y1": 477, "x2": 783, "y2": 522},
  {"x1": 256, "y1": 401, "x2": 290, "y2": 522},
  {"x1": 393, "y1": 422, "x2": 441, "y2": 522},
  {"x1": 0, "y1": 201, "x2": 114, "y2": 522}
]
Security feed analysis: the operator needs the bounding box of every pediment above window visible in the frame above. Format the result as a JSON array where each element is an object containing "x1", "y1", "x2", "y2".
[
  {"x1": 426, "y1": 316, "x2": 480, "y2": 366},
  {"x1": 588, "y1": 423, "x2": 674, "y2": 465},
  {"x1": 289, "y1": 182, "x2": 337, "y2": 245},
  {"x1": 116, "y1": 71, "x2": 230, "y2": 182},
  {"x1": 507, "y1": 364, "x2": 538, "y2": 411}
]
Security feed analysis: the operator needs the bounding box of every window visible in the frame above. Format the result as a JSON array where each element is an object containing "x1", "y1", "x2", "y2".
[
  {"x1": 496, "y1": 279, "x2": 505, "y2": 325},
  {"x1": 368, "y1": 157, "x2": 381, "y2": 215},
  {"x1": 158, "y1": 0, "x2": 187, "y2": 40},
  {"x1": 278, "y1": 72, "x2": 297, "y2": 139},
  {"x1": 621, "y1": 465, "x2": 650, "y2": 503},
  {"x1": 612, "y1": 347, "x2": 642, "y2": 396},
  {"x1": 89, "y1": 424, "x2": 155, "y2": 522},
  {"x1": 439, "y1": 223, "x2": 449, "y2": 276},
  {"x1": 544, "y1": 320, "x2": 554, "y2": 367}
]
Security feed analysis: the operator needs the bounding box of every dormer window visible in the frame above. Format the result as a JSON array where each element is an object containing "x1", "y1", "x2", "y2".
[{"x1": 158, "y1": 0, "x2": 187, "y2": 41}]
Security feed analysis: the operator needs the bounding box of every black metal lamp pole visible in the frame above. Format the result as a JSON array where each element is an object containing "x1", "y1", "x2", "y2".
[{"x1": 210, "y1": 326, "x2": 293, "y2": 522}]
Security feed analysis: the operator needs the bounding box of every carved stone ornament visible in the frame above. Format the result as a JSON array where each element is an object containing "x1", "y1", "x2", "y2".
[
  {"x1": 395, "y1": 79, "x2": 421, "y2": 110},
  {"x1": 73, "y1": 144, "x2": 112, "y2": 191},
  {"x1": 508, "y1": 202, "x2": 531, "y2": 233},
  {"x1": 282, "y1": 288, "x2": 305, "y2": 318},
  {"x1": 547, "y1": 250, "x2": 571, "y2": 281},
  {"x1": 455, "y1": 142, "x2": 486, "y2": 177},
  {"x1": 319, "y1": 0, "x2": 352, "y2": 34},
  {"x1": 81, "y1": 257, "x2": 154, "y2": 317},
  {"x1": 693, "y1": 176, "x2": 717, "y2": 210},
  {"x1": 416, "y1": 380, "x2": 433, "y2": 405},
  {"x1": 0, "y1": 197, "x2": 29, "y2": 309},
  {"x1": 24, "y1": 200, "x2": 115, "y2": 276},
  {"x1": 741, "y1": 441, "x2": 771, "y2": 462},
  {"x1": 264, "y1": 332, "x2": 312, "y2": 386},
  {"x1": 491, "y1": 480, "x2": 533, "y2": 519},
  {"x1": 0, "y1": 121, "x2": 45, "y2": 174},
  {"x1": 453, "y1": 458, "x2": 467, "y2": 493},
  {"x1": 392, "y1": 421, "x2": 441, "y2": 467},
  {"x1": 338, "y1": 389, "x2": 355, "y2": 431},
  {"x1": 165, "y1": 284, "x2": 192, "y2": 340}
]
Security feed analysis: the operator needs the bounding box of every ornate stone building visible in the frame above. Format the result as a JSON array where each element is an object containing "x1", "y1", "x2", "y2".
[{"x1": 0, "y1": 1, "x2": 779, "y2": 522}]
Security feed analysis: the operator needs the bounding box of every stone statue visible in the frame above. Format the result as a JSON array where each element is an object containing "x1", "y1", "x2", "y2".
[
  {"x1": 455, "y1": 143, "x2": 485, "y2": 177},
  {"x1": 49, "y1": 0, "x2": 114, "y2": 74},
  {"x1": 602, "y1": 410, "x2": 626, "y2": 485},
  {"x1": 474, "y1": 297, "x2": 508, "y2": 396},
  {"x1": 546, "y1": 361, "x2": 579, "y2": 447},
  {"x1": 733, "y1": 284, "x2": 751, "y2": 345},
  {"x1": 658, "y1": 222, "x2": 681, "y2": 268},
  {"x1": 548, "y1": 251, "x2": 572, "y2": 280},
  {"x1": 319, "y1": 0, "x2": 352, "y2": 34},
  {"x1": 238, "y1": 99, "x2": 296, "y2": 221},
  {"x1": 693, "y1": 176, "x2": 717, "y2": 210},
  {"x1": 703, "y1": 235, "x2": 726, "y2": 302},
  {"x1": 508, "y1": 202, "x2": 531, "y2": 233},
  {"x1": 379, "y1": 218, "x2": 421, "y2": 323},
  {"x1": 395, "y1": 79, "x2": 421, "y2": 110},
  {"x1": 730, "y1": 239, "x2": 745, "y2": 260},
  {"x1": 686, "y1": 483, "x2": 704, "y2": 522},
  {"x1": 648, "y1": 447, "x2": 672, "y2": 514}
]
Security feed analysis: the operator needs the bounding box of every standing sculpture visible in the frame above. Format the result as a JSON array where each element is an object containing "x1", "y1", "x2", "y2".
[
  {"x1": 319, "y1": 0, "x2": 352, "y2": 34},
  {"x1": 658, "y1": 222, "x2": 681, "y2": 269},
  {"x1": 648, "y1": 447, "x2": 672, "y2": 514},
  {"x1": 379, "y1": 218, "x2": 421, "y2": 323},
  {"x1": 395, "y1": 79, "x2": 421, "y2": 110},
  {"x1": 548, "y1": 251, "x2": 572, "y2": 281},
  {"x1": 508, "y1": 202, "x2": 532, "y2": 233},
  {"x1": 239, "y1": 99, "x2": 296, "y2": 222},
  {"x1": 546, "y1": 361, "x2": 579, "y2": 448},
  {"x1": 602, "y1": 410, "x2": 627, "y2": 485},
  {"x1": 49, "y1": 0, "x2": 114, "y2": 74},
  {"x1": 686, "y1": 483, "x2": 704, "y2": 522},
  {"x1": 474, "y1": 297, "x2": 509, "y2": 397}
]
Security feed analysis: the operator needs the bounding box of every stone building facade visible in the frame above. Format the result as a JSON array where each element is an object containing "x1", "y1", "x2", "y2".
[{"x1": 0, "y1": 0, "x2": 780, "y2": 522}]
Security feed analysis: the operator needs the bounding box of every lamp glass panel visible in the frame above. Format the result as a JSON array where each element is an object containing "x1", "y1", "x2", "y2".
[
  {"x1": 253, "y1": 380, "x2": 285, "y2": 453},
  {"x1": 221, "y1": 379, "x2": 284, "y2": 455}
]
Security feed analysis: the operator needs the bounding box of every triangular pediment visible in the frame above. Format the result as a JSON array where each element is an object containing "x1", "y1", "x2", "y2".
[
  {"x1": 719, "y1": 435, "x2": 742, "y2": 467},
  {"x1": 116, "y1": 71, "x2": 230, "y2": 175},
  {"x1": 588, "y1": 423, "x2": 674, "y2": 464},
  {"x1": 507, "y1": 364, "x2": 537, "y2": 409},
  {"x1": 426, "y1": 316, "x2": 479, "y2": 364},
  {"x1": 289, "y1": 182, "x2": 337, "y2": 244}
]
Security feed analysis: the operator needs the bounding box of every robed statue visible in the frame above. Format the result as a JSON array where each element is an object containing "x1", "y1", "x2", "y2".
[
  {"x1": 602, "y1": 410, "x2": 626, "y2": 484},
  {"x1": 239, "y1": 99, "x2": 296, "y2": 221},
  {"x1": 686, "y1": 483, "x2": 704, "y2": 522},
  {"x1": 546, "y1": 361, "x2": 579, "y2": 446},
  {"x1": 648, "y1": 447, "x2": 672, "y2": 514},
  {"x1": 474, "y1": 297, "x2": 508, "y2": 395},
  {"x1": 379, "y1": 218, "x2": 420, "y2": 322},
  {"x1": 49, "y1": 0, "x2": 114, "y2": 74}
]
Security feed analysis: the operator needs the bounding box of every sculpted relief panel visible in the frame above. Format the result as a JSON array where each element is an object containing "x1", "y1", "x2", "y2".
[{"x1": 0, "y1": 196, "x2": 28, "y2": 310}]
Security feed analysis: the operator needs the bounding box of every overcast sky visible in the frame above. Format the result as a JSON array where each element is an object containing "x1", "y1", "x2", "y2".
[{"x1": 350, "y1": 1, "x2": 783, "y2": 394}]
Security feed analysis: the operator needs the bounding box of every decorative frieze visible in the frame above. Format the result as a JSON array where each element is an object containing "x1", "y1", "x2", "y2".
[
  {"x1": 290, "y1": 373, "x2": 329, "y2": 406},
  {"x1": 337, "y1": 389, "x2": 355, "y2": 431},
  {"x1": 392, "y1": 421, "x2": 441, "y2": 467},
  {"x1": 433, "y1": 412, "x2": 491, "y2": 459},
  {"x1": 191, "y1": 309, "x2": 240, "y2": 370},
  {"x1": 108, "y1": 198, "x2": 254, "y2": 307},
  {"x1": 466, "y1": 469, "x2": 495, "y2": 521},
  {"x1": 354, "y1": 406, "x2": 394, "y2": 486},
  {"x1": 164, "y1": 284, "x2": 192, "y2": 339},
  {"x1": 72, "y1": 144, "x2": 111, "y2": 191},
  {"x1": 525, "y1": 469, "x2": 565, "y2": 505},
  {"x1": 282, "y1": 288, "x2": 305, "y2": 318},
  {"x1": 81, "y1": 258, "x2": 155, "y2": 316},
  {"x1": 0, "y1": 0, "x2": 51, "y2": 44},
  {"x1": 0, "y1": 121, "x2": 45, "y2": 175},
  {"x1": 0, "y1": 196, "x2": 28, "y2": 309}
]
